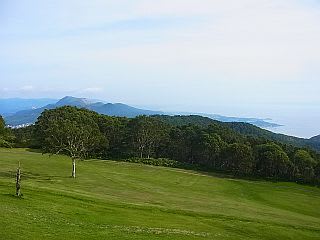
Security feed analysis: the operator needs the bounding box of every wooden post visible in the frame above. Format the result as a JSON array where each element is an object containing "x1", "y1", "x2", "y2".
[{"x1": 16, "y1": 161, "x2": 21, "y2": 197}]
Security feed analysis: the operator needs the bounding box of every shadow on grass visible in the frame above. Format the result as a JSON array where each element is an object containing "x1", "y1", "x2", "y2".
[
  {"x1": 0, "y1": 170, "x2": 68, "y2": 182},
  {"x1": 25, "y1": 148, "x2": 43, "y2": 153},
  {"x1": 1, "y1": 193, "x2": 25, "y2": 200},
  {"x1": 0, "y1": 171, "x2": 16, "y2": 179},
  {"x1": 112, "y1": 159, "x2": 318, "y2": 187},
  {"x1": 22, "y1": 171, "x2": 70, "y2": 181},
  {"x1": 110, "y1": 157, "x2": 270, "y2": 184}
]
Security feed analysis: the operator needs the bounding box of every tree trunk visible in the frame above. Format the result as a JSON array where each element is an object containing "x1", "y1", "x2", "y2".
[
  {"x1": 72, "y1": 158, "x2": 76, "y2": 178},
  {"x1": 147, "y1": 147, "x2": 151, "y2": 159},
  {"x1": 16, "y1": 164, "x2": 21, "y2": 196}
]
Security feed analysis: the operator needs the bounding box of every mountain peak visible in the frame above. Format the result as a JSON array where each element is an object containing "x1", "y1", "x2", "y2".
[{"x1": 56, "y1": 96, "x2": 96, "y2": 107}]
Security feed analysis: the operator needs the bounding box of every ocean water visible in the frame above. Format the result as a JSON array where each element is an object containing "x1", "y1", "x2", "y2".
[
  {"x1": 263, "y1": 105, "x2": 320, "y2": 139},
  {"x1": 149, "y1": 103, "x2": 319, "y2": 139},
  {"x1": 203, "y1": 104, "x2": 320, "y2": 139}
]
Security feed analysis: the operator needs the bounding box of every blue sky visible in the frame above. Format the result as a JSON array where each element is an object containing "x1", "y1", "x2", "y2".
[{"x1": 0, "y1": 0, "x2": 320, "y2": 118}]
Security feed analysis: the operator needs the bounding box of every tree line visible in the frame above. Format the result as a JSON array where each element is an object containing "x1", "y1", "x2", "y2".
[
  {"x1": 0, "y1": 115, "x2": 14, "y2": 148},
  {"x1": 6, "y1": 106, "x2": 320, "y2": 184}
]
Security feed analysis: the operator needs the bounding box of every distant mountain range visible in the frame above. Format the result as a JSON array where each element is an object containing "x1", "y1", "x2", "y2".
[
  {"x1": 310, "y1": 135, "x2": 320, "y2": 142},
  {"x1": 1, "y1": 96, "x2": 319, "y2": 151},
  {"x1": 1, "y1": 96, "x2": 281, "y2": 129},
  {"x1": 0, "y1": 98, "x2": 57, "y2": 116},
  {"x1": 3, "y1": 96, "x2": 162, "y2": 126}
]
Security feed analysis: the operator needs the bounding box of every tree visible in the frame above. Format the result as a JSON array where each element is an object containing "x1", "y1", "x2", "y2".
[
  {"x1": 95, "y1": 115, "x2": 129, "y2": 158},
  {"x1": 222, "y1": 143, "x2": 254, "y2": 175},
  {"x1": 0, "y1": 115, "x2": 14, "y2": 147},
  {"x1": 0, "y1": 115, "x2": 5, "y2": 134},
  {"x1": 166, "y1": 125, "x2": 202, "y2": 164},
  {"x1": 129, "y1": 116, "x2": 168, "y2": 158},
  {"x1": 197, "y1": 132, "x2": 225, "y2": 169},
  {"x1": 35, "y1": 107, "x2": 107, "y2": 178},
  {"x1": 12, "y1": 125, "x2": 39, "y2": 148},
  {"x1": 293, "y1": 150, "x2": 317, "y2": 182},
  {"x1": 254, "y1": 143, "x2": 291, "y2": 179}
]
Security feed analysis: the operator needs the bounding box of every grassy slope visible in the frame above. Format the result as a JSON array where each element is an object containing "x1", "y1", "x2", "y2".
[{"x1": 0, "y1": 148, "x2": 319, "y2": 240}]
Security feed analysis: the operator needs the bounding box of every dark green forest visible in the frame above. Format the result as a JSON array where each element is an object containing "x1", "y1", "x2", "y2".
[
  {"x1": 0, "y1": 115, "x2": 14, "y2": 148},
  {"x1": 2, "y1": 106, "x2": 320, "y2": 185}
]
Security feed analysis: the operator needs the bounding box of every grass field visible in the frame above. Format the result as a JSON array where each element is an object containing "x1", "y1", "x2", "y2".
[{"x1": 0, "y1": 148, "x2": 320, "y2": 240}]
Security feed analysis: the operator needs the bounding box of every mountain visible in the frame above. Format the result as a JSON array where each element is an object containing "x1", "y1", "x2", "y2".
[
  {"x1": 4, "y1": 96, "x2": 163, "y2": 126},
  {"x1": 153, "y1": 115, "x2": 320, "y2": 152},
  {"x1": 55, "y1": 96, "x2": 96, "y2": 107},
  {"x1": 88, "y1": 102, "x2": 163, "y2": 118},
  {"x1": 4, "y1": 96, "x2": 280, "y2": 128},
  {"x1": 4, "y1": 96, "x2": 319, "y2": 151},
  {"x1": 0, "y1": 98, "x2": 57, "y2": 116},
  {"x1": 310, "y1": 135, "x2": 320, "y2": 142}
]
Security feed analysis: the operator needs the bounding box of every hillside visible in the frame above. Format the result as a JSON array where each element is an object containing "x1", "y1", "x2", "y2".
[
  {"x1": 153, "y1": 115, "x2": 320, "y2": 152},
  {"x1": 223, "y1": 122, "x2": 318, "y2": 148},
  {"x1": 0, "y1": 148, "x2": 320, "y2": 240},
  {"x1": 311, "y1": 135, "x2": 320, "y2": 142},
  {"x1": 202, "y1": 113, "x2": 281, "y2": 128}
]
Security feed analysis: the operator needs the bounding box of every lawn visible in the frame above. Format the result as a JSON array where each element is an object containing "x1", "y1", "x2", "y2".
[{"x1": 0, "y1": 148, "x2": 319, "y2": 239}]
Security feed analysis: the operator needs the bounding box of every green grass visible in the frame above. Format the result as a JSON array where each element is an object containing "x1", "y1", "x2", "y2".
[{"x1": 0, "y1": 148, "x2": 320, "y2": 240}]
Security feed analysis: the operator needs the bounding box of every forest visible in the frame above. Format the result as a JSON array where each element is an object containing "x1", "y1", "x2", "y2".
[{"x1": 1, "y1": 106, "x2": 319, "y2": 185}]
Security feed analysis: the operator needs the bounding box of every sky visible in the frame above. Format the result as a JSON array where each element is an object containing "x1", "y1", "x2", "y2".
[{"x1": 0, "y1": 0, "x2": 320, "y2": 137}]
